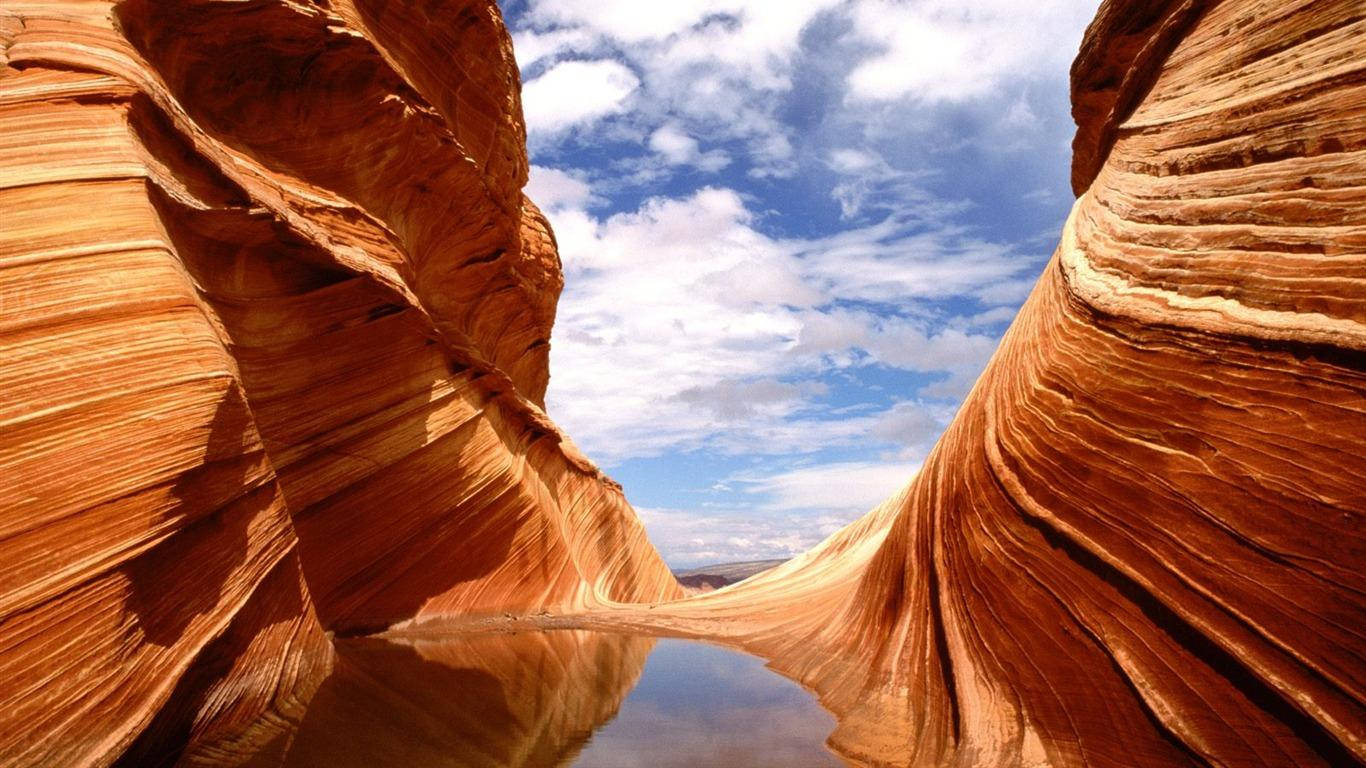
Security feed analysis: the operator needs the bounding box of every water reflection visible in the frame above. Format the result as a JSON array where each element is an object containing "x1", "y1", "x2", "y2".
[
  {"x1": 221, "y1": 629, "x2": 840, "y2": 767},
  {"x1": 276, "y1": 630, "x2": 652, "y2": 768},
  {"x1": 570, "y1": 637, "x2": 841, "y2": 767}
]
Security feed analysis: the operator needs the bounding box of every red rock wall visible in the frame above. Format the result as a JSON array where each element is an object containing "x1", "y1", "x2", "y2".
[
  {"x1": 0, "y1": 1, "x2": 678, "y2": 765},
  {"x1": 669, "y1": 1, "x2": 1366, "y2": 765},
  {"x1": 2, "y1": 1, "x2": 1362, "y2": 766}
]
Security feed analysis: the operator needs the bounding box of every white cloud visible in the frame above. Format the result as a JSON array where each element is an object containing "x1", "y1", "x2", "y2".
[
  {"x1": 522, "y1": 0, "x2": 731, "y2": 45},
  {"x1": 674, "y1": 378, "x2": 803, "y2": 421},
  {"x1": 794, "y1": 224, "x2": 1022, "y2": 305},
  {"x1": 636, "y1": 503, "x2": 857, "y2": 568},
  {"x1": 736, "y1": 460, "x2": 918, "y2": 514},
  {"x1": 633, "y1": 454, "x2": 919, "y2": 566},
  {"x1": 525, "y1": 165, "x2": 599, "y2": 213},
  {"x1": 501, "y1": 0, "x2": 1097, "y2": 567},
  {"x1": 523, "y1": 0, "x2": 838, "y2": 83},
  {"x1": 521, "y1": 59, "x2": 640, "y2": 134},
  {"x1": 649, "y1": 124, "x2": 731, "y2": 171},
  {"x1": 516, "y1": 0, "x2": 843, "y2": 178},
  {"x1": 511, "y1": 0, "x2": 1098, "y2": 196},
  {"x1": 845, "y1": 0, "x2": 1098, "y2": 103},
  {"x1": 964, "y1": 305, "x2": 1021, "y2": 327},
  {"x1": 546, "y1": 187, "x2": 810, "y2": 462},
  {"x1": 540, "y1": 185, "x2": 1012, "y2": 464},
  {"x1": 829, "y1": 148, "x2": 881, "y2": 174},
  {"x1": 511, "y1": 27, "x2": 599, "y2": 69},
  {"x1": 650, "y1": 124, "x2": 698, "y2": 163},
  {"x1": 974, "y1": 276, "x2": 1038, "y2": 306},
  {"x1": 1002, "y1": 93, "x2": 1042, "y2": 130}
]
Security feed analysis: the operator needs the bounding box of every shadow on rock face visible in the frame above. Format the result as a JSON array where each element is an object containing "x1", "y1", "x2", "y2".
[{"x1": 124, "y1": 383, "x2": 263, "y2": 648}]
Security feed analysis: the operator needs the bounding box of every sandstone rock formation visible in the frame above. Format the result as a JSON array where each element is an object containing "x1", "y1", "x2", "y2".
[
  {"x1": 595, "y1": 2, "x2": 1366, "y2": 765},
  {"x1": 0, "y1": 2, "x2": 677, "y2": 765},
  {"x1": 1, "y1": 0, "x2": 1363, "y2": 767}
]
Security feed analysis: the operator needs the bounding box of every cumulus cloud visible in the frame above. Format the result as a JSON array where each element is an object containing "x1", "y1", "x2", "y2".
[
  {"x1": 648, "y1": 124, "x2": 732, "y2": 171},
  {"x1": 511, "y1": 27, "x2": 599, "y2": 69},
  {"x1": 512, "y1": 0, "x2": 1096, "y2": 186},
  {"x1": 502, "y1": 1, "x2": 1098, "y2": 565},
  {"x1": 521, "y1": 59, "x2": 640, "y2": 134},
  {"x1": 525, "y1": 165, "x2": 600, "y2": 213},
  {"x1": 845, "y1": 0, "x2": 1098, "y2": 103},
  {"x1": 514, "y1": 0, "x2": 848, "y2": 178},
  {"x1": 542, "y1": 185, "x2": 1012, "y2": 464}
]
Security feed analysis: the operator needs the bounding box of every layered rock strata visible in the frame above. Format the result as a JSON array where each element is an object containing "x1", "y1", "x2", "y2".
[
  {"x1": 1, "y1": 0, "x2": 1363, "y2": 767},
  {"x1": 594, "y1": 1, "x2": 1366, "y2": 765},
  {"x1": 0, "y1": 1, "x2": 677, "y2": 765}
]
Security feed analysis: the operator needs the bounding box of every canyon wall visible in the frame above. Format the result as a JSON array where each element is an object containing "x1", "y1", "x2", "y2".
[
  {"x1": 1, "y1": 0, "x2": 1363, "y2": 767},
  {"x1": 630, "y1": 1, "x2": 1365, "y2": 765},
  {"x1": 0, "y1": 1, "x2": 678, "y2": 765}
]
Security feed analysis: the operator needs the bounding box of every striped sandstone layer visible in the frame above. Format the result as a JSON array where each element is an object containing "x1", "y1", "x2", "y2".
[
  {"x1": 535, "y1": 2, "x2": 1366, "y2": 766},
  {"x1": 1, "y1": 0, "x2": 1363, "y2": 767},
  {"x1": 0, "y1": 1, "x2": 678, "y2": 765}
]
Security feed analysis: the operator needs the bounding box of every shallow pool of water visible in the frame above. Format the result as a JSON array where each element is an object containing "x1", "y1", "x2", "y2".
[
  {"x1": 252, "y1": 629, "x2": 842, "y2": 767},
  {"x1": 570, "y1": 636, "x2": 841, "y2": 767}
]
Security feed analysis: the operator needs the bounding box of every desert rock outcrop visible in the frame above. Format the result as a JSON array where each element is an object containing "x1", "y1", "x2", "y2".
[
  {"x1": 1, "y1": 0, "x2": 1363, "y2": 767},
  {"x1": 0, "y1": 2, "x2": 677, "y2": 765},
  {"x1": 605, "y1": 1, "x2": 1366, "y2": 765}
]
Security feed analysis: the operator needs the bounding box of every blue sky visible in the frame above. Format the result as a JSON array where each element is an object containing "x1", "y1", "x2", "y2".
[{"x1": 497, "y1": 0, "x2": 1100, "y2": 568}]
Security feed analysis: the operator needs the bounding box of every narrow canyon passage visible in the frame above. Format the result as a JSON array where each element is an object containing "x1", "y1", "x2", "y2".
[{"x1": 1, "y1": 1, "x2": 1363, "y2": 767}]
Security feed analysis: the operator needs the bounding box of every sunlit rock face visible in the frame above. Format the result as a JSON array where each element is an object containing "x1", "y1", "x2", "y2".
[
  {"x1": 2, "y1": 0, "x2": 1363, "y2": 766},
  {"x1": 0, "y1": 0, "x2": 677, "y2": 764},
  {"x1": 644, "y1": 1, "x2": 1365, "y2": 765}
]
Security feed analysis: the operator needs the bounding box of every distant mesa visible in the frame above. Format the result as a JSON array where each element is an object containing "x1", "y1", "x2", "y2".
[{"x1": 0, "y1": 0, "x2": 1362, "y2": 766}]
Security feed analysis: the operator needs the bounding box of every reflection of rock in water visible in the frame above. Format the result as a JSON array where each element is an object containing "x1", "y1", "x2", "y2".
[
  {"x1": 233, "y1": 631, "x2": 655, "y2": 768},
  {"x1": 4, "y1": 1, "x2": 1365, "y2": 766}
]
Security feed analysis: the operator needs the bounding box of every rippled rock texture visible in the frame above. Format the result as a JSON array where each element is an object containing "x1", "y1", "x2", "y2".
[
  {"x1": 2, "y1": 0, "x2": 1363, "y2": 766},
  {"x1": 0, "y1": 1, "x2": 677, "y2": 765},
  {"x1": 628, "y1": 1, "x2": 1366, "y2": 765}
]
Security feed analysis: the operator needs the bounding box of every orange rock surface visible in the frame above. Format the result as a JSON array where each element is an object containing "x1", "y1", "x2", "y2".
[
  {"x1": 1, "y1": 0, "x2": 1363, "y2": 766},
  {"x1": 0, "y1": 1, "x2": 677, "y2": 765},
  {"x1": 591, "y1": 2, "x2": 1366, "y2": 765}
]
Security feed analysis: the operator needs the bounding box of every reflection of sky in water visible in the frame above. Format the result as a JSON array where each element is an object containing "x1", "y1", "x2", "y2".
[
  {"x1": 572, "y1": 638, "x2": 842, "y2": 768},
  {"x1": 258, "y1": 630, "x2": 841, "y2": 767}
]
